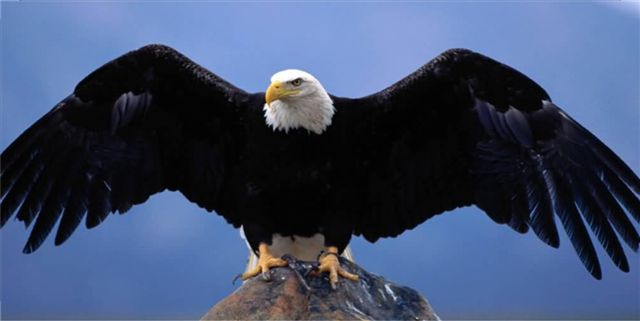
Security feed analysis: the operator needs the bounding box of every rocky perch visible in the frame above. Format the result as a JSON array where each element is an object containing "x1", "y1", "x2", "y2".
[{"x1": 201, "y1": 256, "x2": 439, "y2": 320}]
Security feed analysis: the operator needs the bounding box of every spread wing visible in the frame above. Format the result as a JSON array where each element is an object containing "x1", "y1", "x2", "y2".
[
  {"x1": 1, "y1": 44, "x2": 255, "y2": 253},
  {"x1": 334, "y1": 49, "x2": 640, "y2": 279}
]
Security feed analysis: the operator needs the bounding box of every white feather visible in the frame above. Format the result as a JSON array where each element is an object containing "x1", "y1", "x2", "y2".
[{"x1": 240, "y1": 226, "x2": 325, "y2": 261}]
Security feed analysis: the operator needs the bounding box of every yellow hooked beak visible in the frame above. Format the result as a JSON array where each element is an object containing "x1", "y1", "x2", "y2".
[{"x1": 265, "y1": 81, "x2": 300, "y2": 107}]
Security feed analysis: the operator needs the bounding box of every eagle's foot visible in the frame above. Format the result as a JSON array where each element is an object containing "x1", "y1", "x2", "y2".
[
  {"x1": 241, "y1": 243, "x2": 288, "y2": 281},
  {"x1": 314, "y1": 246, "x2": 359, "y2": 289}
]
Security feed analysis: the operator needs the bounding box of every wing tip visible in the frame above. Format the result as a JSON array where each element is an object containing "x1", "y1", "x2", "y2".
[
  {"x1": 22, "y1": 242, "x2": 38, "y2": 254},
  {"x1": 54, "y1": 231, "x2": 71, "y2": 247},
  {"x1": 548, "y1": 237, "x2": 560, "y2": 249}
]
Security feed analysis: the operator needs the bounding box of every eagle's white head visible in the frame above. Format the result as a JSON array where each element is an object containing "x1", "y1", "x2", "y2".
[{"x1": 264, "y1": 69, "x2": 334, "y2": 135}]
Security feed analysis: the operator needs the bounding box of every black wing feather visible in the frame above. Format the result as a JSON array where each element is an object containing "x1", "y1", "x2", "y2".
[
  {"x1": 578, "y1": 149, "x2": 640, "y2": 251},
  {"x1": 526, "y1": 162, "x2": 560, "y2": 248},
  {"x1": 54, "y1": 174, "x2": 90, "y2": 246},
  {"x1": 603, "y1": 167, "x2": 640, "y2": 223},
  {"x1": 568, "y1": 167, "x2": 629, "y2": 272},
  {"x1": 339, "y1": 48, "x2": 639, "y2": 278},
  {"x1": 1, "y1": 44, "x2": 252, "y2": 251},
  {"x1": 547, "y1": 167, "x2": 602, "y2": 279},
  {"x1": 24, "y1": 148, "x2": 84, "y2": 253}
]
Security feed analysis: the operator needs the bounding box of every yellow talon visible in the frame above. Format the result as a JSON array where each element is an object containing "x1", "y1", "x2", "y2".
[
  {"x1": 241, "y1": 243, "x2": 288, "y2": 281},
  {"x1": 316, "y1": 246, "x2": 359, "y2": 289}
]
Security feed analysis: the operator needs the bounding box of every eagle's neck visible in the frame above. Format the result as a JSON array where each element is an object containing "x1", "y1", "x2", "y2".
[{"x1": 263, "y1": 93, "x2": 334, "y2": 135}]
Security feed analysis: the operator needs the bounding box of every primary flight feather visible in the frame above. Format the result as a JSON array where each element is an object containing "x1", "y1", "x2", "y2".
[{"x1": 1, "y1": 44, "x2": 638, "y2": 286}]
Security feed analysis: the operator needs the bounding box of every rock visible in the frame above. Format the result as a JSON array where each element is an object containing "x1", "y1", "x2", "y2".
[{"x1": 201, "y1": 256, "x2": 440, "y2": 320}]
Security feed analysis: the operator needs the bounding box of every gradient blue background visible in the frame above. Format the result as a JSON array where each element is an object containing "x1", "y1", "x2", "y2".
[{"x1": 1, "y1": 2, "x2": 639, "y2": 320}]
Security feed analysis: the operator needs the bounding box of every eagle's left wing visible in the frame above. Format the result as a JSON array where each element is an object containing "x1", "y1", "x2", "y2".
[{"x1": 332, "y1": 49, "x2": 639, "y2": 279}]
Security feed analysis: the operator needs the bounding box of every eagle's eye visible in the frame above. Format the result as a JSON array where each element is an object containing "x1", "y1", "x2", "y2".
[{"x1": 290, "y1": 78, "x2": 303, "y2": 87}]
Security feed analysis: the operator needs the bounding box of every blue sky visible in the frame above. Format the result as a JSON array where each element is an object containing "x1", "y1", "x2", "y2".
[{"x1": 1, "y1": 2, "x2": 639, "y2": 320}]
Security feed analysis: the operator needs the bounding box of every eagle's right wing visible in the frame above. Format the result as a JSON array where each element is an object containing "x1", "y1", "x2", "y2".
[{"x1": 1, "y1": 44, "x2": 255, "y2": 253}]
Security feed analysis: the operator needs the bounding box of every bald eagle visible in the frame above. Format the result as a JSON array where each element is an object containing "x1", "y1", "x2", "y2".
[{"x1": 1, "y1": 44, "x2": 639, "y2": 288}]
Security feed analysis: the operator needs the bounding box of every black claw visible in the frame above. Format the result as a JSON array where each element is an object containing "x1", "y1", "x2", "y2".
[
  {"x1": 232, "y1": 273, "x2": 243, "y2": 285},
  {"x1": 281, "y1": 254, "x2": 296, "y2": 263},
  {"x1": 330, "y1": 280, "x2": 338, "y2": 290},
  {"x1": 261, "y1": 270, "x2": 272, "y2": 281}
]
